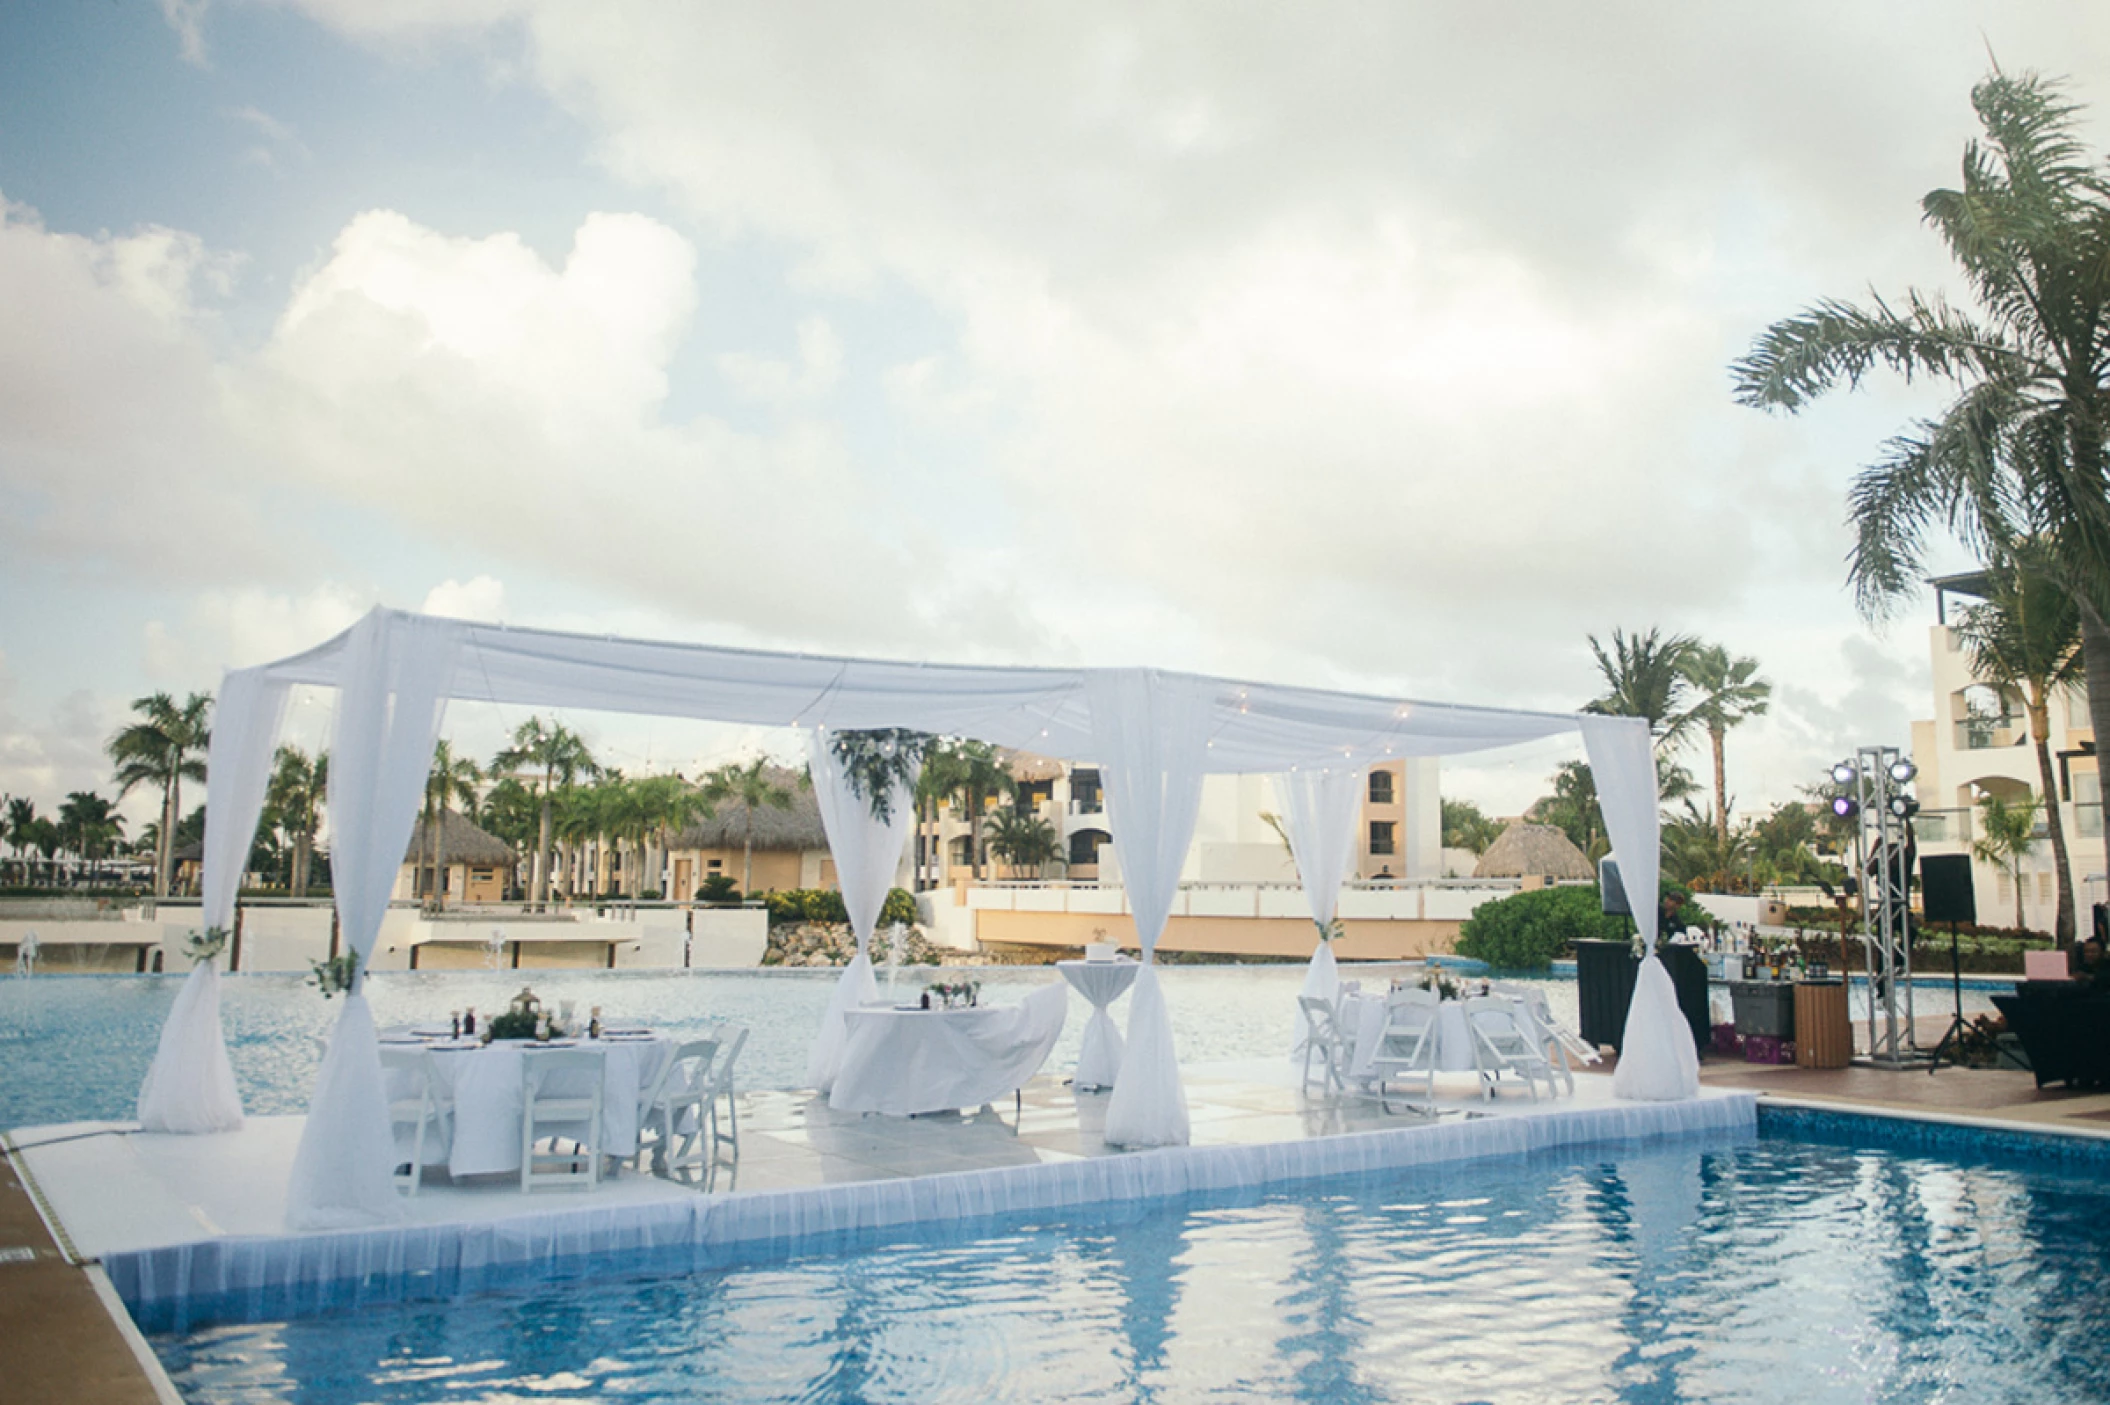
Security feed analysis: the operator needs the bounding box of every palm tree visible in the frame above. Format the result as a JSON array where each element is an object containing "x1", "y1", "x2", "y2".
[
  {"x1": 913, "y1": 742, "x2": 971, "y2": 890},
  {"x1": 1528, "y1": 761, "x2": 1607, "y2": 861},
  {"x1": 1973, "y1": 792, "x2": 2043, "y2": 930},
  {"x1": 58, "y1": 791, "x2": 124, "y2": 885},
  {"x1": 1678, "y1": 644, "x2": 1772, "y2": 849},
  {"x1": 1734, "y1": 70, "x2": 2110, "y2": 882},
  {"x1": 27, "y1": 816, "x2": 61, "y2": 883},
  {"x1": 702, "y1": 758, "x2": 799, "y2": 895},
  {"x1": 264, "y1": 747, "x2": 328, "y2": 898},
  {"x1": 632, "y1": 774, "x2": 712, "y2": 898},
  {"x1": 1585, "y1": 628, "x2": 1698, "y2": 750},
  {"x1": 984, "y1": 806, "x2": 1062, "y2": 879},
  {"x1": 420, "y1": 740, "x2": 481, "y2": 909},
  {"x1": 919, "y1": 740, "x2": 1014, "y2": 881},
  {"x1": 5, "y1": 796, "x2": 35, "y2": 885},
  {"x1": 107, "y1": 691, "x2": 211, "y2": 898},
  {"x1": 1661, "y1": 801, "x2": 1755, "y2": 891},
  {"x1": 493, "y1": 717, "x2": 598, "y2": 910},
  {"x1": 1440, "y1": 798, "x2": 1504, "y2": 855},
  {"x1": 1955, "y1": 551, "x2": 2086, "y2": 943}
]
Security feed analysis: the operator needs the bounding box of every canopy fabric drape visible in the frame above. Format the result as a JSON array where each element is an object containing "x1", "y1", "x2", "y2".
[
  {"x1": 286, "y1": 612, "x2": 462, "y2": 1229},
  {"x1": 803, "y1": 728, "x2": 920, "y2": 1093},
  {"x1": 1273, "y1": 767, "x2": 1366, "y2": 1057},
  {"x1": 136, "y1": 670, "x2": 290, "y2": 1134},
  {"x1": 1089, "y1": 670, "x2": 1210, "y2": 1149},
  {"x1": 164, "y1": 607, "x2": 1669, "y2": 1201},
  {"x1": 1582, "y1": 715, "x2": 1697, "y2": 1102}
]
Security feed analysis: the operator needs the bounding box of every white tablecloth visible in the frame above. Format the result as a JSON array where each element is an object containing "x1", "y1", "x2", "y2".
[
  {"x1": 383, "y1": 1036, "x2": 677, "y2": 1177},
  {"x1": 829, "y1": 986, "x2": 1068, "y2": 1115},
  {"x1": 1342, "y1": 995, "x2": 1473, "y2": 1077},
  {"x1": 1056, "y1": 959, "x2": 1139, "y2": 1091}
]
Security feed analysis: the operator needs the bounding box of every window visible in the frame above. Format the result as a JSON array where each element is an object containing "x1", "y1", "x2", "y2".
[
  {"x1": 707, "y1": 859, "x2": 723, "y2": 871},
  {"x1": 2039, "y1": 872, "x2": 2054, "y2": 904},
  {"x1": 1069, "y1": 830, "x2": 1108, "y2": 866},
  {"x1": 1369, "y1": 820, "x2": 1396, "y2": 856},
  {"x1": 1368, "y1": 770, "x2": 1394, "y2": 805},
  {"x1": 2077, "y1": 770, "x2": 2102, "y2": 839},
  {"x1": 1071, "y1": 768, "x2": 1102, "y2": 814},
  {"x1": 1997, "y1": 870, "x2": 2013, "y2": 903}
]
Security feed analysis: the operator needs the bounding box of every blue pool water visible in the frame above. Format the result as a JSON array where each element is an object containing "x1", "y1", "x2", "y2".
[
  {"x1": 0, "y1": 965, "x2": 1997, "y2": 1131},
  {"x1": 145, "y1": 1115, "x2": 2110, "y2": 1404}
]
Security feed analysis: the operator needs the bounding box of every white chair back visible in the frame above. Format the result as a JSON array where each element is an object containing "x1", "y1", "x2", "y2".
[
  {"x1": 521, "y1": 1047, "x2": 607, "y2": 1192},
  {"x1": 636, "y1": 1036, "x2": 718, "y2": 1172},
  {"x1": 705, "y1": 1025, "x2": 748, "y2": 1157}
]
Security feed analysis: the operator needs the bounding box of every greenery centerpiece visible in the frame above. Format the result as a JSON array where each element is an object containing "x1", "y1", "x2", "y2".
[
  {"x1": 307, "y1": 952, "x2": 359, "y2": 999},
  {"x1": 184, "y1": 925, "x2": 230, "y2": 965},
  {"x1": 829, "y1": 728, "x2": 937, "y2": 823},
  {"x1": 925, "y1": 979, "x2": 981, "y2": 1009}
]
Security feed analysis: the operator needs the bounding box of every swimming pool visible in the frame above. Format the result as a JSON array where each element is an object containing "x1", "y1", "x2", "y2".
[
  {"x1": 0, "y1": 966, "x2": 1999, "y2": 1130},
  {"x1": 145, "y1": 1111, "x2": 2110, "y2": 1404}
]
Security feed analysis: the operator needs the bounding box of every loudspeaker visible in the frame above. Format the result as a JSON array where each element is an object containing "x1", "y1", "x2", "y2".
[
  {"x1": 1598, "y1": 856, "x2": 1630, "y2": 917},
  {"x1": 1920, "y1": 854, "x2": 1976, "y2": 925}
]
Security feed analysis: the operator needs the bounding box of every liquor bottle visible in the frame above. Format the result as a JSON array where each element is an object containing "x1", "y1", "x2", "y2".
[
  {"x1": 450, "y1": 1010, "x2": 461, "y2": 1038},
  {"x1": 589, "y1": 1006, "x2": 602, "y2": 1040},
  {"x1": 463, "y1": 1007, "x2": 476, "y2": 1035},
  {"x1": 535, "y1": 1012, "x2": 550, "y2": 1041}
]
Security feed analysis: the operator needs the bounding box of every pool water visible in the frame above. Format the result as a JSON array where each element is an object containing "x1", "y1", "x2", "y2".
[
  {"x1": 147, "y1": 1121, "x2": 2110, "y2": 1404},
  {"x1": 0, "y1": 966, "x2": 1997, "y2": 1131}
]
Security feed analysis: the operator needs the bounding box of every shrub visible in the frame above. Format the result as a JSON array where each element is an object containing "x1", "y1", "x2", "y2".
[
  {"x1": 696, "y1": 874, "x2": 741, "y2": 904},
  {"x1": 1455, "y1": 886, "x2": 1627, "y2": 969},
  {"x1": 1455, "y1": 879, "x2": 1706, "y2": 970},
  {"x1": 762, "y1": 887, "x2": 919, "y2": 928}
]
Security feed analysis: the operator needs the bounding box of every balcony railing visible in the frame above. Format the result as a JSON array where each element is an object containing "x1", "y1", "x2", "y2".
[
  {"x1": 1913, "y1": 808, "x2": 1971, "y2": 844},
  {"x1": 2079, "y1": 802, "x2": 2103, "y2": 840},
  {"x1": 1955, "y1": 717, "x2": 2025, "y2": 750}
]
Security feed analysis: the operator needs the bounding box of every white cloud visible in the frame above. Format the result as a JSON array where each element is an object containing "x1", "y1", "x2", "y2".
[
  {"x1": 422, "y1": 575, "x2": 508, "y2": 621},
  {"x1": 716, "y1": 315, "x2": 842, "y2": 406}
]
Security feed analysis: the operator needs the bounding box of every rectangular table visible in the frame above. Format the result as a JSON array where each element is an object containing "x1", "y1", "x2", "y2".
[{"x1": 382, "y1": 1035, "x2": 678, "y2": 1177}]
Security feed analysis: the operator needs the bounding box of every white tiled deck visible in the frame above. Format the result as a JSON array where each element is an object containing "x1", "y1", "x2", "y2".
[{"x1": 10, "y1": 1061, "x2": 1756, "y2": 1325}]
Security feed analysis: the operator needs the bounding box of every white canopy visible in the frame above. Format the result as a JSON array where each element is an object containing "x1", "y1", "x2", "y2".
[{"x1": 156, "y1": 607, "x2": 1684, "y2": 1225}]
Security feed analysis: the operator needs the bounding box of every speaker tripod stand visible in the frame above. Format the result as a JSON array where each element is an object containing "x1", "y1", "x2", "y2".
[{"x1": 1926, "y1": 919, "x2": 1969, "y2": 1074}]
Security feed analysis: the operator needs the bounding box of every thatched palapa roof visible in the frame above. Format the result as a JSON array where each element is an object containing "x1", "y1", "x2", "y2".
[
  {"x1": 404, "y1": 811, "x2": 516, "y2": 865},
  {"x1": 1472, "y1": 823, "x2": 1594, "y2": 881},
  {"x1": 668, "y1": 768, "x2": 828, "y2": 851}
]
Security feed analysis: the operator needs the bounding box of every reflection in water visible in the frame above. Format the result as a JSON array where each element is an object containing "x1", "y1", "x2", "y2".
[{"x1": 156, "y1": 1128, "x2": 2110, "y2": 1404}]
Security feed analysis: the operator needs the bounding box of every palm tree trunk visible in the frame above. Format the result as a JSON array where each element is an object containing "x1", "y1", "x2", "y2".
[
  {"x1": 535, "y1": 792, "x2": 554, "y2": 911},
  {"x1": 2078, "y1": 605, "x2": 2110, "y2": 908},
  {"x1": 2013, "y1": 858, "x2": 2026, "y2": 930},
  {"x1": 157, "y1": 775, "x2": 177, "y2": 900},
  {"x1": 1710, "y1": 724, "x2": 1728, "y2": 848},
  {"x1": 2028, "y1": 693, "x2": 2077, "y2": 946}
]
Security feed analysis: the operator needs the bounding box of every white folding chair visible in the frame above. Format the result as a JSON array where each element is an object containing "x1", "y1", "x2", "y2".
[
  {"x1": 520, "y1": 1047, "x2": 607, "y2": 1192},
  {"x1": 1463, "y1": 996, "x2": 1562, "y2": 1103},
  {"x1": 1298, "y1": 996, "x2": 1349, "y2": 1094},
  {"x1": 1371, "y1": 987, "x2": 1442, "y2": 1112},
  {"x1": 704, "y1": 1025, "x2": 747, "y2": 1159},
  {"x1": 1491, "y1": 982, "x2": 1584, "y2": 1094},
  {"x1": 379, "y1": 1046, "x2": 450, "y2": 1197},
  {"x1": 636, "y1": 1036, "x2": 719, "y2": 1173}
]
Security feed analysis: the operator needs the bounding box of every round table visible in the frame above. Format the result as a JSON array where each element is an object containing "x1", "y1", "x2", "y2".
[{"x1": 1056, "y1": 959, "x2": 1139, "y2": 1091}]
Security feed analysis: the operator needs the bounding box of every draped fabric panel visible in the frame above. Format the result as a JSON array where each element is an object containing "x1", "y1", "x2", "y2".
[
  {"x1": 1581, "y1": 715, "x2": 1696, "y2": 1102},
  {"x1": 1273, "y1": 768, "x2": 1365, "y2": 1056},
  {"x1": 287, "y1": 612, "x2": 464, "y2": 1229},
  {"x1": 137, "y1": 668, "x2": 290, "y2": 1134},
  {"x1": 803, "y1": 729, "x2": 920, "y2": 1093},
  {"x1": 1090, "y1": 670, "x2": 1210, "y2": 1148}
]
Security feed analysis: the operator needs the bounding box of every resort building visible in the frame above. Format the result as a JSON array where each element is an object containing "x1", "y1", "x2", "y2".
[
  {"x1": 1909, "y1": 572, "x2": 2104, "y2": 930},
  {"x1": 392, "y1": 812, "x2": 515, "y2": 906},
  {"x1": 661, "y1": 771, "x2": 835, "y2": 898}
]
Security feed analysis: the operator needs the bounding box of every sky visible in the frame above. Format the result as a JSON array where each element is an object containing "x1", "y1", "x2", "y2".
[{"x1": 5, "y1": 1, "x2": 2109, "y2": 833}]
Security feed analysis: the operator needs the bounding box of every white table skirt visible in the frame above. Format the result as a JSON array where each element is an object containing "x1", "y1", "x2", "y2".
[
  {"x1": 830, "y1": 986, "x2": 1068, "y2": 1116},
  {"x1": 384, "y1": 1037, "x2": 676, "y2": 1177},
  {"x1": 1343, "y1": 995, "x2": 1473, "y2": 1077},
  {"x1": 1056, "y1": 960, "x2": 1138, "y2": 1091}
]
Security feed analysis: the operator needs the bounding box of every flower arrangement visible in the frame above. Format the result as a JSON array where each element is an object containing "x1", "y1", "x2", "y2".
[
  {"x1": 307, "y1": 953, "x2": 360, "y2": 999},
  {"x1": 925, "y1": 979, "x2": 981, "y2": 1009},
  {"x1": 1417, "y1": 970, "x2": 1462, "y2": 1001},
  {"x1": 184, "y1": 926, "x2": 230, "y2": 965},
  {"x1": 1318, "y1": 918, "x2": 1346, "y2": 943}
]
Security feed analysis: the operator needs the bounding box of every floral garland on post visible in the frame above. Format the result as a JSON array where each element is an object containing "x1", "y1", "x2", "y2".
[
  {"x1": 184, "y1": 926, "x2": 230, "y2": 965},
  {"x1": 308, "y1": 953, "x2": 360, "y2": 1000},
  {"x1": 829, "y1": 729, "x2": 936, "y2": 824},
  {"x1": 1317, "y1": 917, "x2": 1346, "y2": 943}
]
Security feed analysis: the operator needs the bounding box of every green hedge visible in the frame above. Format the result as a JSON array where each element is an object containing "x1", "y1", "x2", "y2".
[
  {"x1": 763, "y1": 887, "x2": 919, "y2": 928},
  {"x1": 1454, "y1": 880, "x2": 1706, "y2": 971}
]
